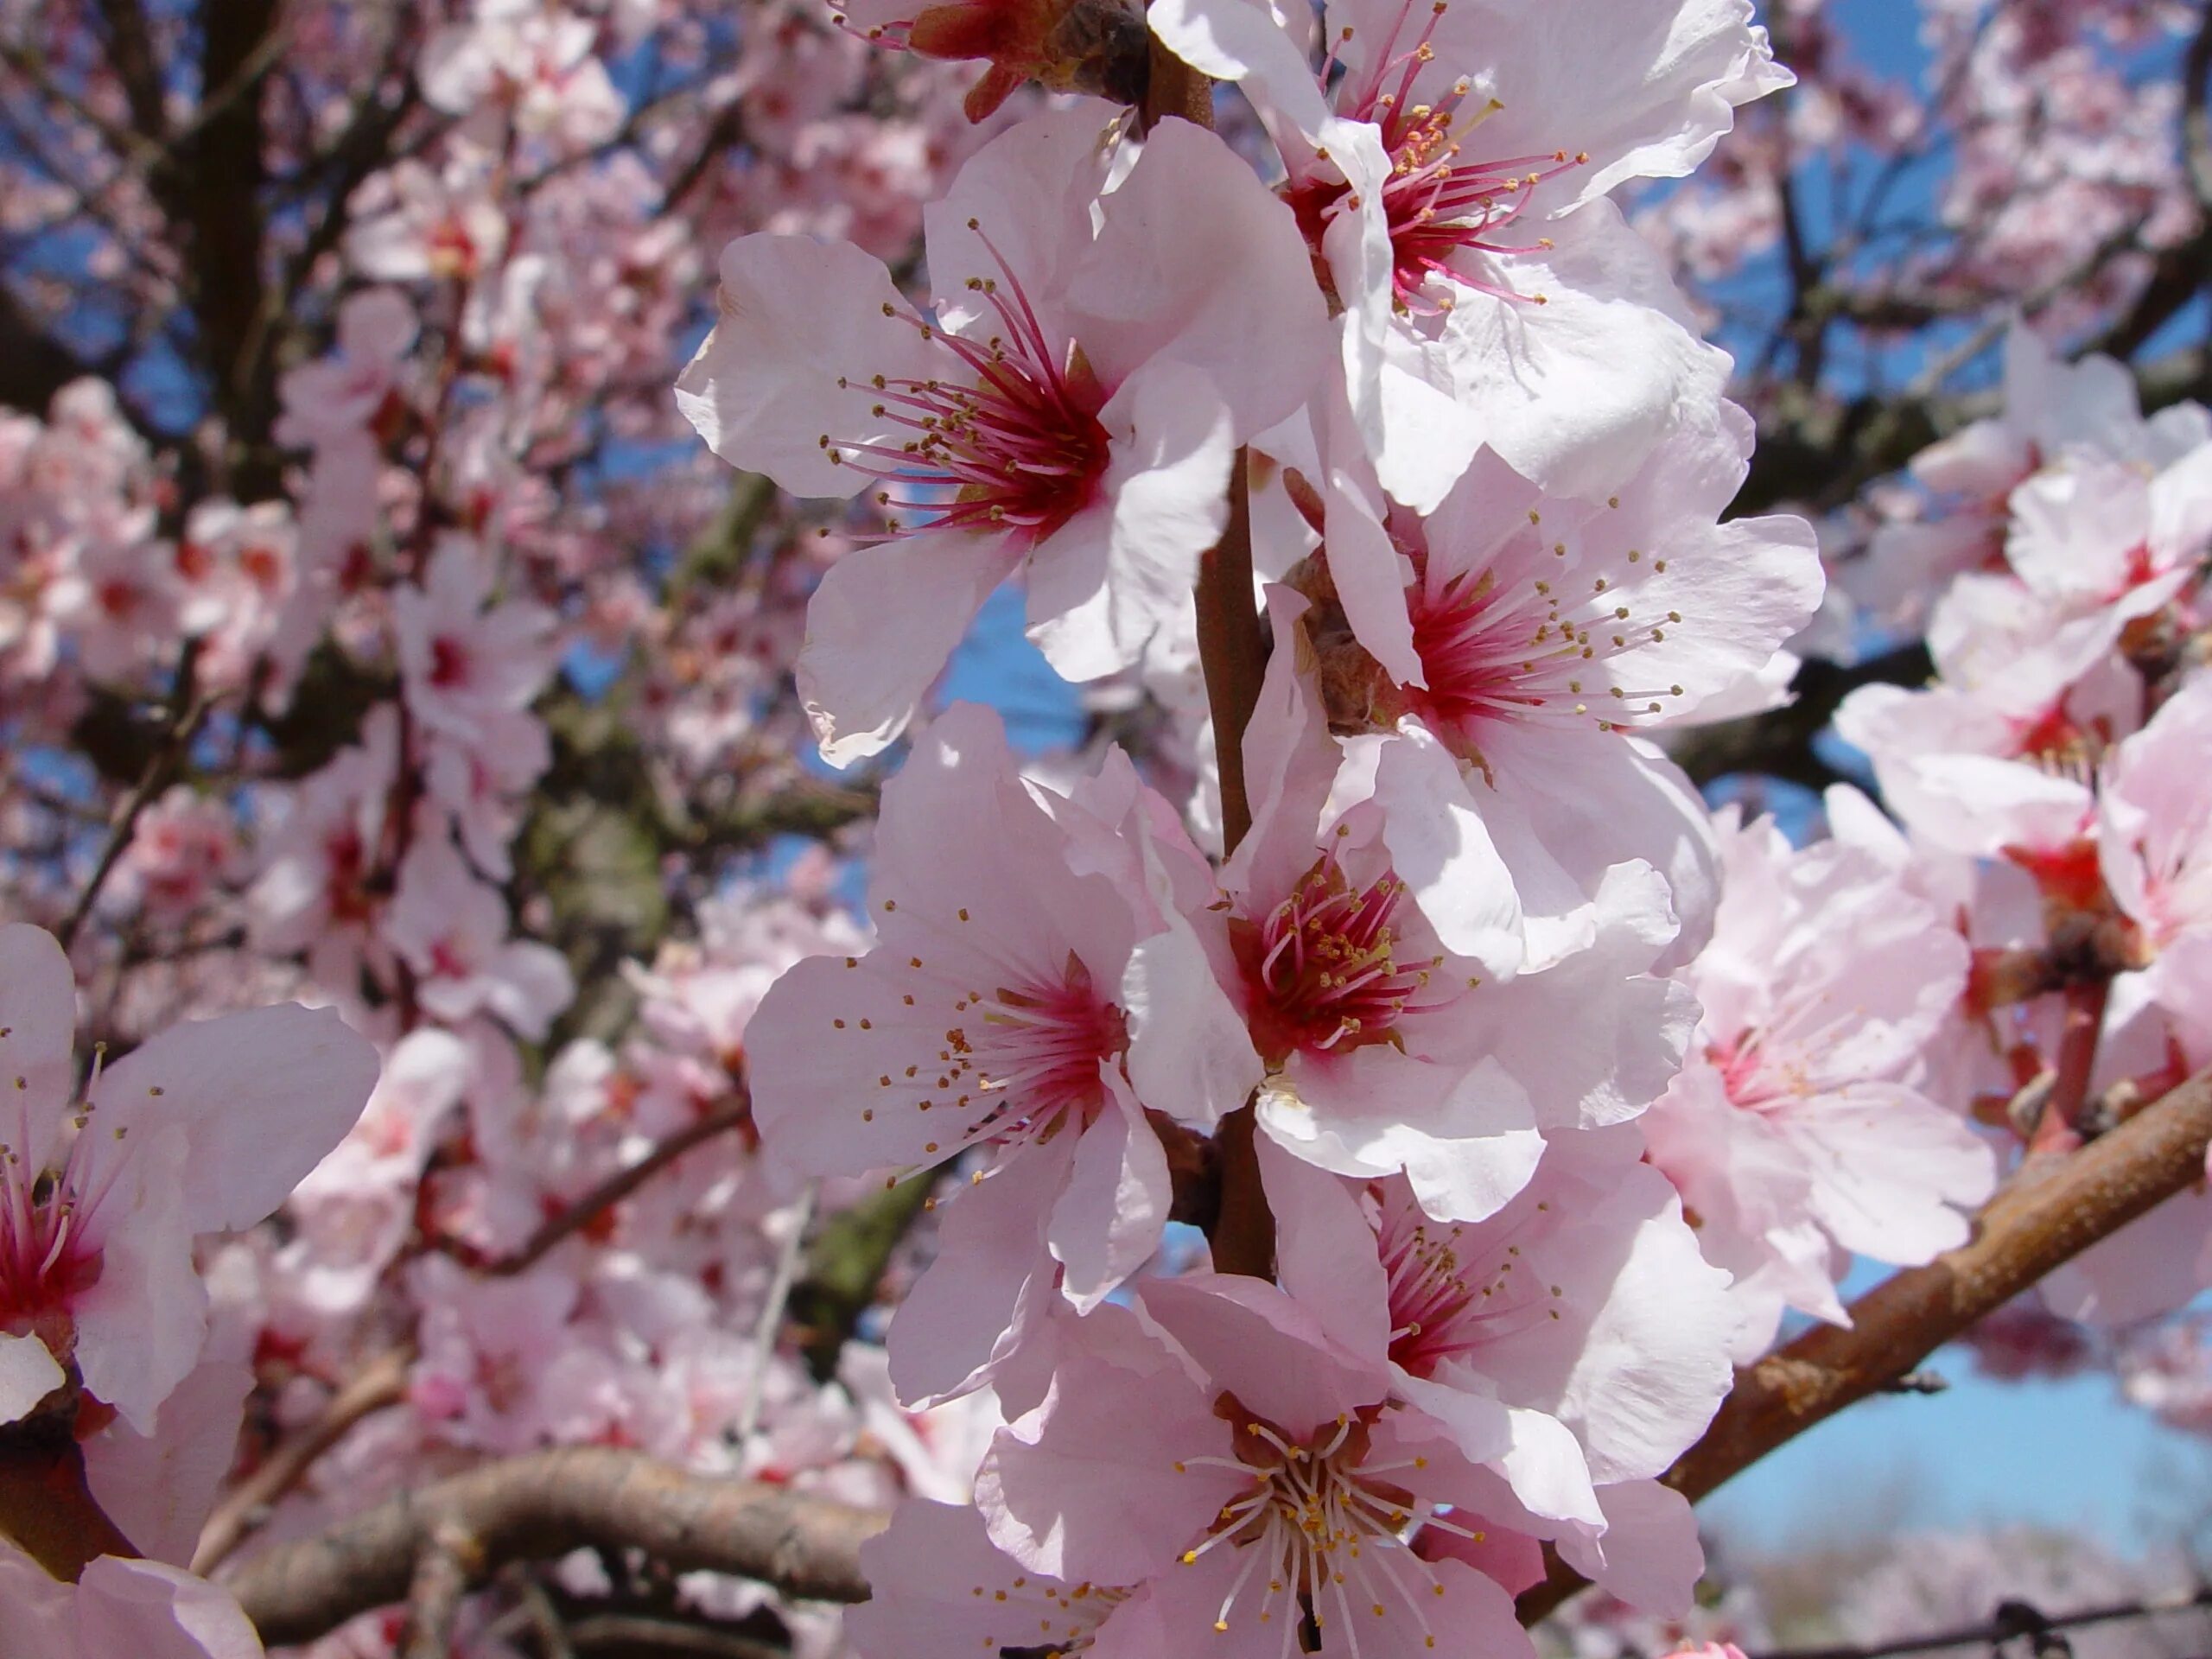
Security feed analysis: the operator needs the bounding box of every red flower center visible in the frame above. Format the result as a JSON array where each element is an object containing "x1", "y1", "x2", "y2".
[
  {"x1": 1236, "y1": 853, "x2": 1438, "y2": 1062},
  {"x1": 1286, "y1": 0, "x2": 1586, "y2": 312},
  {"x1": 825, "y1": 227, "x2": 1110, "y2": 546}
]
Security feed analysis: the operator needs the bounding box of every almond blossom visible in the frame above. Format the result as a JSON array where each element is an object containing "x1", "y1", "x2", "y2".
[
  {"x1": 0, "y1": 923, "x2": 379, "y2": 1431},
  {"x1": 1294, "y1": 404, "x2": 1821, "y2": 967},
  {"x1": 0, "y1": 1540, "x2": 264, "y2": 1659},
  {"x1": 391, "y1": 536, "x2": 560, "y2": 750},
  {"x1": 677, "y1": 103, "x2": 1330, "y2": 763},
  {"x1": 746, "y1": 702, "x2": 1259, "y2": 1402},
  {"x1": 1262, "y1": 1133, "x2": 1731, "y2": 1545},
  {"x1": 1149, "y1": 0, "x2": 1788, "y2": 507},
  {"x1": 1639, "y1": 810, "x2": 1996, "y2": 1357},
  {"x1": 2098, "y1": 675, "x2": 2212, "y2": 1045},
  {"x1": 974, "y1": 1287, "x2": 1543, "y2": 1659},
  {"x1": 1224, "y1": 589, "x2": 1694, "y2": 1218}
]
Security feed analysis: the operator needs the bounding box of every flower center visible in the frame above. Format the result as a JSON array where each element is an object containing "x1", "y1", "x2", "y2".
[
  {"x1": 1706, "y1": 986, "x2": 1858, "y2": 1113},
  {"x1": 1290, "y1": 0, "x2": 1587, "y2": 312},
  {"x1": 429, "y1": 635, "x2": 473, "y2": 689},
  {"x1": 825, "y1": 227, "x2": 1110, "y2": 545},
  {"x1": 961, "y1": 957, "x2": 1128, "y2": 1147},
  {"x1": 0, "y1": 1114, "x2": 113, "y2": 1355},
  {"x1": 1175, "y1": 1400, "x2": 1465, "y2": 1646},
  {"x1": 1401, "y1": 540, "x2": 1688, "y2": 766},
  {"x1": 1235, "y1": 854, "x2": 1438, "y2": 1062},
  {"x1": 1379, "y1": 1200, "x2": 1560, "y2": 1378}
]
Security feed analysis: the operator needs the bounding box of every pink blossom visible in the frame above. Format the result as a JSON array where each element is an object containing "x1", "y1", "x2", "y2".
[
  {"x1": 0, "y1": 923, "x2": 378, "y2": 1431},
  {"x1": 0, "y1": 1541, "x2": 264, "y2": 1659},
  {"x1": 1263, "y1": 1132, "x2": 1732, "y2": 1543},
  {"x1": 391, "y1": 536, "x2": 560, "y2": 748},
  {"x1": 747, "y1": 702, "x2": 1258, "y2": 1402},
  {"x1": 1150, "y1": 0, "x2": 1787, "y2": 506},
  {"x1": 974, "y1": 1287, "x2": 1542, "y2": 1658},
  {"x1": 1299, "y1": 405, "x2": 1821, "y2": 968},
  {"x1": 2100, "y1": 675, "x2": 2212, "y2": 1027},
  {"x1": 1226, "y1": 590, "x2": 1694, "y2": 1217},
  {"x1": 384, "y1": 828, "x2": 575, "y2": 1040},
  {"x1": 279, "y1": 1030, "x2": 473, "y2": 1319},
  {"x1": 677, "y1": 105, "x2": 1329, "y2": 763},
  {"x1": 120, "y1": 786, "x2": 242, "y2": 926},
  {"x1": 346, "y1": 158, "x2": 513, "y2": 284},
  {"x1": 849, "y1": 1497, "x2": 1151, "y2": 1659},
  {"x1": 420, "y1": 0, "x2": 628, "y2": 156},
  {"x1": 1641, "y1": 810, "x2": 1995, "y2": 1357}
]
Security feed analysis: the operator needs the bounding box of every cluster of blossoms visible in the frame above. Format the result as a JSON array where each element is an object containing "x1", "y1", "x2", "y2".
[
  {"x1": 662, "y1": 0, "x2": 2188, "y2": 1646},
  {"x1": 0, "y1": 0, "x2": 1031, "y2": 1651},
  {"x1": 1814, "y1": 321, "x2": 2212, "y2": 1333},
  {"x1": 2, "y1": 0, "x2": 2210, "y2": 1653}
]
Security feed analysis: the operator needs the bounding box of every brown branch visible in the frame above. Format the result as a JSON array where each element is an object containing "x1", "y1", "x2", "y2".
[
  {"x1": 93, "y1": 0, "x2": 169, "y2": 143},
  {"x1": 1519, "y1": 1068, "x2": 2212, "y2": 1624},
  {"x1": 193, "y1": 1344, "x2": 416, "y2": 1574},
  {"x1": 226, "y1": 1448, "x2": 886, "y2": 1646},
  {"x1": 565, "y1": 1614, "x2": 787, "y2": 1657},
  {"x1": 402, "y1": 1521, "x2": 480, "y2": 1659}
]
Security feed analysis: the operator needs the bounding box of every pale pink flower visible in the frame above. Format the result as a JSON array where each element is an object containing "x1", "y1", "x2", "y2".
[
  {"x1": 1263, "y1": 1132, "x2": 1731, "y2": 1544},
  {"x1": 1857, "y1": 324, "x2": 2212, "y2": 630},
  {"x1": 49, "y1": 509, "x2": 184, "y2": 683},
  {"x1": 975, "y1": 1287, "x2": 1541, "y2": 1659},
  {"x1": 747, "y1": 702, "x2": 1259, "y2": 1402},
  {"x1": 677, "y1": 105, "x2": 1329, "y2": 764},
  {"x1": 1151, "y1": 0, "x2": 1787, "y2": 506},
  {"x1": 80, "y1": 1353, "x2": 251, "y2": 1567},
  {"x1": 1829, "y1": 597, "x2": 2138, "y2": 861},
  {"x1": 279, "y1": 1030, "x2": 472, "y2": 1318},
  {"x1": 1640, "y1": 811, "x2": 1995, "y2": 1359},
  {"x1": 1303, "y1": 405, "x2": 1821, "y2": 968},
  {"x1": 1226, "y1": 590, "x2": 1694, "y2": 1218},
  {"x1": 248, "y1": 708, "x2": 402, "y2": 982},
  {"x1": 391, "y1": 536, "x2": 559, "y2": 747},
  {"x1": 172, "y1": 499, "x2": 296, "y2": 691},
  {"x1": 849, "y1": 1497, "x2": 1149, "y2": 1659},
  {"x1": 384, "y1": 829, "x2": 575, "y2": 1040},
  {"x1": 121, "y1": 786, "x2": 241, "y2": 925},
  {"x1": 273, "y1": 289, "x2": 417, "y2": 453},
  {"x1": 420, "y1": 0, "x2": 627, "y2": 155},
  {"x1": 346, "y1": 158, "x2": 513, "y2": 284},
  {"x1": 422, "y1": 715, "x2": 551, "y2": 882},
  {"x1": 2099, "y1": 674, "x2": 2212, "y2": 1029},
  {"x1": 0, "y1": 924, "x2": 379, "y2": 1431},
  {"x1": 0, "y1": 1541, "x2": 264, "y2": 1658}
]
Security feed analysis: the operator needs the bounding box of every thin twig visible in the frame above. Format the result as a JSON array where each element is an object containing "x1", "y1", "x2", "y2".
[
  {"x1": 474, "y1": 1094, "x2": 753, "y2": 1277},
  {"x1": 2028, "y1": 977, "x2": 2112, "y2": 1154},
  {"x1": 401, "y1": 1520, "x2": 480, "y2": 1659},
  {"x1": 737, "y1": 1183, "x2": 817, "y2": 1445},
  {"x1": 1751, "y1": 1586, "x2": 2212, "y2": 1659},
  {"x1": 59, "y1": 650, "x2": 214, "y2": 950},
  {"x1": 194, "y1": 1345, "x2": 416, "y2": 1575},
  {"x1": 511, "y1": 1572, "x2": 578, "y2": 1659}
]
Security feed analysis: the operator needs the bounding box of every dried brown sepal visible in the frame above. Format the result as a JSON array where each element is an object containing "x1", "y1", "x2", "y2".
[{"x1": 904, "y1": 0, "x2": 1151, "y2": 121}]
